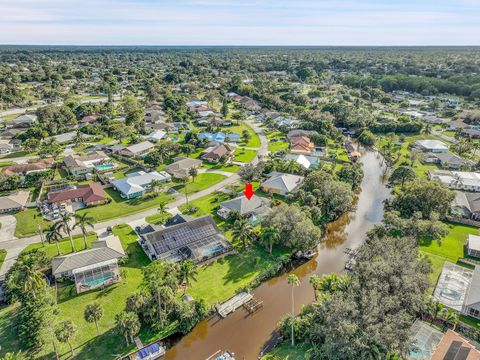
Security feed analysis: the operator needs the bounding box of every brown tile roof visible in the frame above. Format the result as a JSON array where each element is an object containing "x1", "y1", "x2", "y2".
[
  {"x1": 48, "y1": 183, "x2": 107, "y2": 205},
  {"x1": 1, "y1": 158, "x2": 54, "y2": 177},
  {"x1": 431, "y1": 330, "x2": 480, "y2": 360}
]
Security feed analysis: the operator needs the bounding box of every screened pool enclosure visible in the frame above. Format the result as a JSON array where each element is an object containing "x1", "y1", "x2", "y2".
[{"x1": 73, "y1": 259, "x2": 120, "y2": 294}]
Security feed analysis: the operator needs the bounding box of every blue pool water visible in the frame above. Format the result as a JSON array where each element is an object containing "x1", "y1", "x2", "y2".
[
  {"x1": 82, "y1": 272, "x2": 114, "y2": 287},
  {"x1": 203, "y1": 244, "x2": 224, "y2": 257},
  {"x1": 171, "y1": 137, "x2": 180, "y2": 142},
  {"x1": 95, "y1": 163, "x2": 115, "y2": 171}
]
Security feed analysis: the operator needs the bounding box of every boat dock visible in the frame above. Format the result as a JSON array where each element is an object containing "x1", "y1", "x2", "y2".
[
  {"x1": 244, "y1": 297, "x2": 263, "y2": 314},
  {"x1": 216, "y1": 292, "x2": 253, "y2": 318}
]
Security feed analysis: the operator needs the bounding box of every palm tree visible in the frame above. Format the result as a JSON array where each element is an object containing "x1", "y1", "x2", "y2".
[
  {"x1": 318, "y1": 273, "x2": 346, "y2": 293},
  {"x1": 55, "y1": 320, "x2": 77, "y2": 357},
  {"x1": 45, "y1": 223, "x2": 63, "y2": 256},
  {"x1": 179, "y1": 260, "x2": 198, "y2": 294},
  {"x1": 188, "y1": 167, "x2": 198, "y2": 182},
  {"x1": 180, "y1": 176, "x2": 190, "y2": 209},
  {"x1": 57, "y1": 212, "x2": 75, "y2": 252},
  {"x1": 74, "y1": 213, "x2": 94, "y2": 250},
  {"x1": 157, "y1": 201, "x2": 167, "y2": 224},
  {"x1": 231, "y1": 218, "x2": 253, "y2": 249},
  {"x1": 260, "y1": 226, "x2": 280, "y2": 254},
  {"x1": 425, "y1": 296, "x2": 444, "y2": 324},
  {"x1": 84, "y1": 302, "x2": 104, "y2": 336},
  {"x1": 309, "y1": 275, "x2": 321, "y2": 301},
  {"x1": 287, "y1": 274, "x2": 300, "y2": 346},
  {"x1": 115, "y1": 311, "x2": 140, "y2": 346},
  {"x1": 149, "y1": 179, "x2": 162, "y2": 193},
  {"x1": 439, "y1": 308, "x2": 459, "y2": 331}
]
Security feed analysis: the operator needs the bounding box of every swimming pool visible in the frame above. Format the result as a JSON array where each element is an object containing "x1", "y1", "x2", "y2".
[
  {"x1": 203, "y1": 244, "x2": 224, "y2": 257},
  {"x1": 95, "y1": 163, "x2": 115, "y2": 171},
  {"x1": 82, "y1": 272, "x2": 114, "y2": 287},
  {"x1": 439, "y1": 288, "x2": 462, "y2": 301}
]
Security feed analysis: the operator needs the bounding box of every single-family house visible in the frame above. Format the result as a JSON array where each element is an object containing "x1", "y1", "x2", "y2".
[
  {"x1": 201, "y1": 143, "x2": 233, "y2": 163},
  {"x1": 467, "y1": 234, "x2": 480, "y2": 258},
  {"x1": 429, "y1": 330, "x2": 480, "y2": 360},
  {"x1": 1, "y1": 158, "x2": 54, "y2": 177},
  {"x1": 0, "y1": 190, "x2": 30, "y2": 213},
  {"x1": 79, "y1": 115, "x2": 98, "y2": 127},
  {"x1": 217, "y1": 195, "x2": 271, "y2": 224},
  {"x1": 240, "y1": 97, "x2": 261, "y2": 111},
  {"x1": 12, "y1": 114, "x2": 37, "y2": 128},
  {"x1": 165, "y1": 157, "x2": 202, "y2": 179},
  {"x1": 48, "y1": 183, "x2": 108, "y2": 207},
  {"x1": 451, "y1": 191, "x2": 480, "y2": 221},
  {"x1": 0, "y1": 143, "x2": 12, "y2": 154},
  {"x1": 261, "y1": 172, "x2": 304, "y2": 196},
  {"x1": 112, "y1": 171, "x2": 171, "y2": 199},
  {"x1": 142, "y1": 215, "x2": 233, "y2": 263},
  {"x1": 422, "y1": 152, "x2": 474, "y2": 170},
  {"x1": 146, "y1": 122, "x2": 176, "y2": 132},
  {"x1": 145, "y1": 130, "x2": 168, "y2": 142},
  {"x1": 290, "y1": 136, "x2": 315, "y2": 154},
  {"x1": 119, "y1": 141, "x2": 155, "y2": 158},
  {"x1": 145, "y1": 110, "x2": 166, "y2": 123},
  {"x1": 52, "y1": 235, "x2": 126, "y2": 294},
  {"x1": 463, "y1": 266, "x2": 480, "y2": 319},
  {"x1": 284, "y1": 154, "x2": 320, "y2": 170},
  {"x1": 429, "y1": 171, "x2": 480, "y2": 192},
  {"x1": 63, "y1": 151, "x2": 111, "y2": 176},
  {"x1": 465, "y1": 128, "x2": 480, "y2": 139},
  {"x1": 414, "y1": 139, "x2": 449, "y2": 153}
]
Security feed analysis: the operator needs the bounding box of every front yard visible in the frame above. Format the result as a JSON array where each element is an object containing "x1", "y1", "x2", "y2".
[
  {"x1": 233, "y1": 148, "x2": 257, "y2": 163},
  {"x1": 173, "y1": 172, "x2": 227, "y2": 194}
]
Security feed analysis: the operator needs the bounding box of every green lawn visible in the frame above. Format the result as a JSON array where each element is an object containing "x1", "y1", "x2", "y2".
[
  {"x1": 233, "y1": 148, "x2": 257, "y2": 163},
  {"x1": 267, "y1": 131, "x2": 288, "y2": 152},
  {"x1": 188, "y1": 244, "x2": 283, "y2": 305},
  {"x1": 14, "y1": 208, "x2": 52, "y2": 238},
  {"x1": 230, "y1": 122, "x2": 260, "y2": 148},
  {"x1": 22, "y1": 233, "x2": 98, "y2": 258},
  {"x1": 75, "y1": 188, "x2": 175, "y2": 223},
  {"x1": 0, "y1": 249, "x2": 6, "y2": 269},
  {"x1": 419, "y1": 223, "x2": 479, "y2": 292},
  {"x1": 145, "y1": 211, "x2": 172, "y2": 225},
  {"x1": 0, "y1": 151, "x2": 32, "y2": 159},
  {"x1": 419, "y1": 223, "x2": 478, "y2": 264},
  {"x1": 202, "y1": 163, "x2": 239, "y2": 173},
  {"x1": 173, "y1": 173, "x2": 227, "y2": 195},
  {"x1": 261, "y1": 342, "x2": 311, "y2": 360}
]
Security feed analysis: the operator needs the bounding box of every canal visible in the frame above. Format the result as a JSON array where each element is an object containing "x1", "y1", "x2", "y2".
[{"x1": 164, "y1": 150, "x2": 390, "y2": 360}]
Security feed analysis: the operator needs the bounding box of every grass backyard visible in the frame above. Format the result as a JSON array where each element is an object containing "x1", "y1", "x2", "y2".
[
  {"x1": 261, "y1": 342, "x2": 312, "y2": 360},
  {"x1": 202, "y1": 163, "x2": 239, "y2": 173},
  {"x1": 233, "y1": 148, "x2": 257, "y2": 163},
  {"x1": 419, "y1": 223, "x2": 479, "y2": 291},
  {"x1": 231, "y1": 122, "x2": 260, "y2": 148}
]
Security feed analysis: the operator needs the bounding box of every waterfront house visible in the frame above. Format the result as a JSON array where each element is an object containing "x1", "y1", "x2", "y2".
[
  {"x1": 260, "y1": 172, "x2": 304, "y2": 196},
  {"x1": 142, "y1": 215, "x2": 233, "y2": 263},
  {"x1": 52, "y1": 235, "x2": 126, "y2": 294},
  {"x1": 217, "y1": 194, "x2": 271, "y2": 225}
]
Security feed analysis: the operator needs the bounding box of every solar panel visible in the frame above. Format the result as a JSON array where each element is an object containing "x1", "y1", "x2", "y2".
[
  {"x1": 444, "y1": 341, "x2": 463, "y2": 360},
  {"x1": 454, "y1": 347, "x2": 471, "y2": 360}
]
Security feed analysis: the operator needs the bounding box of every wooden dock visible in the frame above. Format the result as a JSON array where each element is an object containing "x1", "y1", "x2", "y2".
[
  {"x1": 244, "y1": 298, "x2": 263, "y2": 314},
  {"x1": 216, "y1": 292, "x2": 253, "y2": 318}
]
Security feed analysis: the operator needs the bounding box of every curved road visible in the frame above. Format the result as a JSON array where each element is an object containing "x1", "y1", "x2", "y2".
[{"x1": 0, "y1": 120, "x2": 268, "y2": 277}]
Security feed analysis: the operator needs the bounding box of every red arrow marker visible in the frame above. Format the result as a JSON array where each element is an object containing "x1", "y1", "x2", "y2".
[{"x1": 244, "y1": 183, "x2": 254, "y2": 200}]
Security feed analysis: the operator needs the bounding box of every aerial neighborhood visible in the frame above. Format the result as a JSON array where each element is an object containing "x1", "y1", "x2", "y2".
[{"x1": 0, "y1": 44, "x2": 480, "y2": 360}]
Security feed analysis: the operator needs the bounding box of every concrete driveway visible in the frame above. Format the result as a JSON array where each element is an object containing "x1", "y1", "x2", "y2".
[{"x1": 0, "y1": 215, "x2": 17, "y2": 241}]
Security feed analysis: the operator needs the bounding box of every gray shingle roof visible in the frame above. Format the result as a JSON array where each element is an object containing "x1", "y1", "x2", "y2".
[
  {"x1": 465, "y1": 266, "x2": 480, "y2": 307},
  {"x1": 220, "y1": 195, "x2": 270, "y2": 216},
  {"x1": 52, "y1": 242, "x2": 125, "y2": 275}
]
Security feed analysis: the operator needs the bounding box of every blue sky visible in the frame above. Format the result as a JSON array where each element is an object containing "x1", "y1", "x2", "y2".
[{"x1": 1, "y1": 0, "x2": 480, "y2": 45}]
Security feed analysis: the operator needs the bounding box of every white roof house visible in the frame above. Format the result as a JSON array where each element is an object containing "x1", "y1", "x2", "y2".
[
  {"x1": 145, "y1": 130, "x2": 168, "y2": 142},
  {"x1": 13, "y1": 114, "x2": 37, "y2": 126},
  {"x1": 414, "y1": 139, "x2": 449, "y2": 153},
  {"x1": 261, "y1": 172, "x2": 304, "y2": 196},
  {"x1": 120, "y1": 141, "x2": 156, "y2": 157},
  {"x1": 429, "y1": 170, "x2": 480, "y2": 192},
  {"x1": 112, "y1": 171, "x2": 171, "y2": 198},
  {"x1": 468, "y1": 234, "x2": 480, "y2": 258}
]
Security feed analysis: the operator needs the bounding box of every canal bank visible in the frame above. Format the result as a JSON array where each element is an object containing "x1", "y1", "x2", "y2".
[{"x1": 164, "y1": 150, "x2": 390, "y2": 360}]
